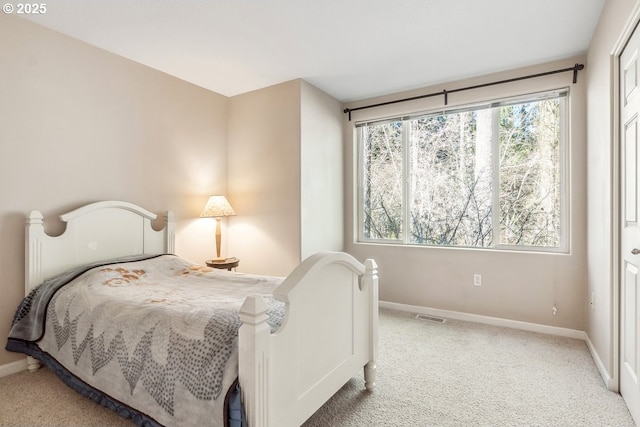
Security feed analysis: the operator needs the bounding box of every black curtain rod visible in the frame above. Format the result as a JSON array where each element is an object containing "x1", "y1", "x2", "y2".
[{"x1": 343, "y1": 63, "x2": 584, "y2": 121}]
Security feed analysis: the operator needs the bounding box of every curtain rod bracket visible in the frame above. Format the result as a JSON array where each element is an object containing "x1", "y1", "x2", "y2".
[
  {"x1": 572, "y1": 63, "x2": 584, "y2": 84},
  {"x1": 443, "y1": 89, "x2": 448, "y2": 106}
]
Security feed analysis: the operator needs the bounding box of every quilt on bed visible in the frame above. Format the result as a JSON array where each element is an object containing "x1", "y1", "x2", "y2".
[{"x1": 6, "y1": 254, "x2": 285, "y2": 427}]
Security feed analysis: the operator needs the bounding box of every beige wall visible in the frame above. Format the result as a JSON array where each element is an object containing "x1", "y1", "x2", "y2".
[
  {"x1": 344, "y1": 58, "x2": 588, "y2": 330},
  {"x1": 300, "y1": 81, "x2": 344, "y2": 259},
  {"x1": 0, "y1": 15, "x2": 229, "y2": 366},
  {"x1": 227, "y1": 80, "x2": 302, "y2": 276},
  {"x1": 586, "y1": 0, "x2": 638, "y2": 387},
  {"x1": 227, "y1": 80, "x2": 344, "y2": 276}
]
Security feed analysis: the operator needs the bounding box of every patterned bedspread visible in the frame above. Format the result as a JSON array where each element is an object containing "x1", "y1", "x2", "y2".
[{"x1": 6, "y1": 255, "x2": 284, "y2": 427}]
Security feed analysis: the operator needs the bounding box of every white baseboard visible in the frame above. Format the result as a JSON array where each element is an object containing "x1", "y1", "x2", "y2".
[
  {"x1": 380, "y1": 300, "x2": 586, "y2": 340},
  {"x1": 0, "y1": 358, "x2": 27, "y2": 378},
  {"x1": 585, "y1": 334, "x2": 616, "y2": 391}
]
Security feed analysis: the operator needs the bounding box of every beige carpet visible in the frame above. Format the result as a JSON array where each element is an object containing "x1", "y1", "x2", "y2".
[{"x1": 0, "y1": 308, "x2": 634, "y2": 427}]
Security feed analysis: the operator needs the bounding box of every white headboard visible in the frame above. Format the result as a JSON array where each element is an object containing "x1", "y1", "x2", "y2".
[{"x1": 25, "y1": 200, "x2": 175, "y2": 293}]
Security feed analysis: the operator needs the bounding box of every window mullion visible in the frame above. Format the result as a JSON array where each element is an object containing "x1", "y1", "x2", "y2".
[
  {"x1": 403, "y1": 120, "x2": 411, "y2": 244},
  {"x1": 491, "y1": 107, "x2": 500, "y2": 246},
  {"x1": 356, "y1": 126, "x2": 364, "y2": 243}
]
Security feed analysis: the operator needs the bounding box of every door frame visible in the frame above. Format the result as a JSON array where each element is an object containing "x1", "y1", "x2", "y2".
[{"x1": 614, "y1": 3, "x2": 640, "y2": 394}]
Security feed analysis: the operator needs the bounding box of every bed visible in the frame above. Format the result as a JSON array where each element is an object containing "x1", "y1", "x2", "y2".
[{"x1": 6, "y1": 200, "x2": 379, "y2": 427}]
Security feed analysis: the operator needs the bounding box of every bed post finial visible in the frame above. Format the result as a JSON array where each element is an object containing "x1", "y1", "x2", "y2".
[
  {"x1": 363, "y1": 258, "x2": 379, "y2": 391},
  {"x1": 26, "y1": 210, "x2": 44, "y2": 225},
  {"x1": 239, "y1": 296, "x2": 271, "y2": 427}
]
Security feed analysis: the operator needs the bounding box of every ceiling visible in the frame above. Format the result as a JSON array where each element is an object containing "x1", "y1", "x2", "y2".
[{"x1": 20, "y1": 0, "x2": 605, "y2": 103}]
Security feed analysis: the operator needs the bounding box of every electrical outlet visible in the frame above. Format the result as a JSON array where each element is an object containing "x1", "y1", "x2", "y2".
[{"x1": 473, "y1": 274, "x2": 482, "y2": 287}]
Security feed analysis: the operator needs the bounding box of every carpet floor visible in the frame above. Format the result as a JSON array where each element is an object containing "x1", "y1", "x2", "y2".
[{"x1": 0, "y1": 308, "x2": 634, "y2": 426}]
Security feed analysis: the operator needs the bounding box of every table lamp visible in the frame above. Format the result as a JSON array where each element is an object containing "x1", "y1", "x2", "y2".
[{"x1": 200, "y1": 195, "x2": 236, "y2": 261}]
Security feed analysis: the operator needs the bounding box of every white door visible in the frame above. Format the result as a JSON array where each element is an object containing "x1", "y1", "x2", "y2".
[{"x1": 621, "y1": 22, "x2": 640, "y2": 425}]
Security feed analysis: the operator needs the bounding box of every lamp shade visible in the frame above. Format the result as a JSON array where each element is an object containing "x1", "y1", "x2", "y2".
[{"x1": 200, "y1": 195, "x2": 236, "y2": 218}]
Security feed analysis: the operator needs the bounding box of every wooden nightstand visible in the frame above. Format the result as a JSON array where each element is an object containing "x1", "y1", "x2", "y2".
[{"x1": 206, "y1": 257, "x2": 239, "y2": 271}]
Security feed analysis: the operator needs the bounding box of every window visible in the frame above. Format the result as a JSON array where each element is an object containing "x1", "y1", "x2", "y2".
[{"x1": 357, "y1": 90, "x2": 568, "y2": 252}]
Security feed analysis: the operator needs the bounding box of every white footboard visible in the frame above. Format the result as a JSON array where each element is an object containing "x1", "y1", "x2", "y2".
[{"x1": 238, "y1": 251, "x2": 378, "y2": 427}]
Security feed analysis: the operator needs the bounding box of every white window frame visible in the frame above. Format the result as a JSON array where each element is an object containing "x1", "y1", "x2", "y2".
[{"x1": 356, "y1": 89, "x2": 570, "y2": 253}]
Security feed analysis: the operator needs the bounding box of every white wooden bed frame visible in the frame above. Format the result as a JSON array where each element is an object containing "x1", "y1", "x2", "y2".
[{"x1": 24, "y1": 200, "x2": 378, "y2": 427}]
